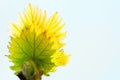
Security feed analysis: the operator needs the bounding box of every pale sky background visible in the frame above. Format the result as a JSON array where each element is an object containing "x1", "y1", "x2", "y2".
[{"x1": 0, "y1": 0, "x2": 120, "y2": 80}]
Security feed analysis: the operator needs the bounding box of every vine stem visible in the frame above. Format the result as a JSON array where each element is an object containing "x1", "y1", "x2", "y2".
[
  {"x1": 19, "y1": 60, "x2": 43, "y2": 80},
  {"x1": 17, "y1": 70, "x2": 43, "y2": 80},
  {"x1": 28, "y1": 64, "x2": 43, "y2": 80}
]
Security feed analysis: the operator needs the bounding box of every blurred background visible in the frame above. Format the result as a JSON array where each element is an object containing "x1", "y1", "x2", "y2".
[{"x1": 0, "y1": 0, "x2": 120, "y2": 80}]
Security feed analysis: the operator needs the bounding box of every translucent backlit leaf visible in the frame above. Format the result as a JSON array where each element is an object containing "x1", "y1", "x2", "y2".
[{"x1": 8, "y1": 3, "x2": 69, "y2": 76}]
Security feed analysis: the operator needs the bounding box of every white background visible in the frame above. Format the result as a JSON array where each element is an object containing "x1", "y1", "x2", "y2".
[{"x1": 0, "y1": 0, "x2": 120, "y2": 80}]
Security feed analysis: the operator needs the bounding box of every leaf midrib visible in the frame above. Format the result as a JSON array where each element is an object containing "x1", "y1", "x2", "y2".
[{"x1": 33, "y1": 27, "x2": 36, "y2": 61}]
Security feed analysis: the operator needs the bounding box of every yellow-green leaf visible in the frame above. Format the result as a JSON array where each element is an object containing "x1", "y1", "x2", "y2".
[{"x1": 8, "y1": 3, "x2": 69, "y2": 76}]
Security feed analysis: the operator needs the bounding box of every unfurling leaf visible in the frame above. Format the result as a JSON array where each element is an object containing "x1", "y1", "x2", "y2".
[{"x1": 8, "y1": 3, "x2": 69, "y2": 77}]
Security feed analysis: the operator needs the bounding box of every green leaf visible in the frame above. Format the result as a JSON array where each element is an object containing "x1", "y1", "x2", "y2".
[{"x1": 8, "y1": 4, "x2": 69, "y2": 77}]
